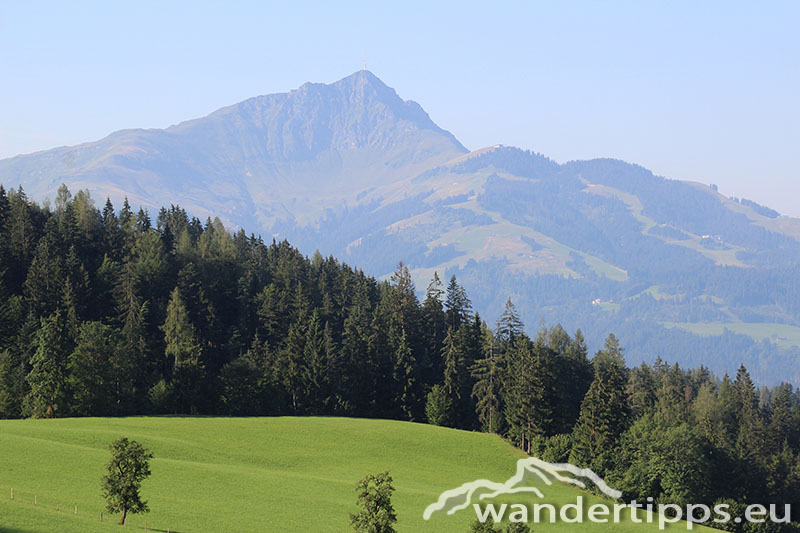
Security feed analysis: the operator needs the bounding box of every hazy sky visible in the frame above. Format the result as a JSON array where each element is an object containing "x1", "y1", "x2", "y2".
[{"x1": 2, "y1": 1, "x2": 798, "y2": 215}]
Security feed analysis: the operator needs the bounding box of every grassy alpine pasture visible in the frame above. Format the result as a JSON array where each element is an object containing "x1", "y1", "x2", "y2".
[{"x1": 0, "y1": 416, "x2": 707, "y2": 532}]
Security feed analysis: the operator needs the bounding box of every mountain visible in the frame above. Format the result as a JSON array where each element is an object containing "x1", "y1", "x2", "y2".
[
  {"x1": 0, "y1": 71, "x2": 466, "y2": 231},
  {"x1": 3, "y1": 71, "x2": 800, "y2": 385}
]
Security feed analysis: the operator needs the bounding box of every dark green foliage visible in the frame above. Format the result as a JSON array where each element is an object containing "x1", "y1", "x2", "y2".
[
  {"x1": 569, "y1": 334, "x2": 630, "y2": 475},
  {"x1": 2, "y1": 185, "x2": 799, "y2": 516},
  {"x1": 471, "y1": 338, "x2": 502, "y2": 433},
  {"x1": 162, "y1": 287, "x2": 205, "y2": 414},
  {"x1": 101, "y1": 437, "x2": 153, "y2": 525},
  {"x1": 69, "y1": 321, "x2": 135, "y2": 416},
  {"x1": 468, "y1": 520, "x2": 531, "y2": 533},
  {"x1": 25, "y1": 312, "x2": 71, "y2": 418},
  {"x1": 441, "y1": 327, "x2": 468, "y2": 426},
  {"x1": 350, "y1": 471, "x2": 396, "y2": 533},
  {"x1": 613, "y1": 415, "x2": 712, "y2": 505},
  {"x1": 496, "y1": 298, "x2": 523, "y2": 348},
  {"x1": 425, "y1": 384, "x2": 451, "y2": 426},
  {"x1": 469, "y1": 520, "x2": 499, "y2": 532},
  {"x1": 504, "y1": 335, "x2": 557, "y2": 453}
]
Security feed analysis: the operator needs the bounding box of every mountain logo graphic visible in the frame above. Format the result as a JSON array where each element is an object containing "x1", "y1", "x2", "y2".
[{"x1": 423, "y1": 457, "x2": 621, "y2": 520}]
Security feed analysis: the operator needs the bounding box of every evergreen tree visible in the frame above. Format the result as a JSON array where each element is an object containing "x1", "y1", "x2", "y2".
[
  {"x1": 161, "y1": 287, "x2": 204, "y2": 413},
  {"x1": 627, "y1": 362, "x2": 657, "y2": 420},
  {"x1": 441, "y1": 327, "x2": 467, "y2": 427},
  {"x1": 425, "y1": 384, "x2": 451, "y2": 426},
  {"x1": 554, "y1": 328, "x2": 593, "y2": 433},
  {"x1": 569, "y1": 334, "x2": 630, "y2": 475},
  {"x1": 25, "y1": 312, "x2": 71, "y2": 418},
  {"x1": 23, "y1": 221, "x2": 64, "y2": 318},
  {"x1": 471, "y1": 338, "x2": 502, "y2": 433},
  {"x1": 504, "y1": 335, "x2": 557, "y2": 453},
  {"x1": 6, "y1": 187, "x2": 36, "y2": 291},
  {"x1": 392, "y1": 329, "x2": 417, "y2": 420},
  {"x1": 445, "y1": 275, "x2": 471, "y2": 330},
  {"x1": 302, "y1": 310, "x2": 328, "y2": 413},
  {"x1": 420, "y1": 272, "x2": 446, "y2": 387},
  {"x1": 69, "y1": 322, "x2": 133, "y2": 415},
  {"x1": 769, "y1": 384, "x2": 798, "y2": 452},
  {"x1": 282, "y1": 315, "x2": 307, "y2": 413},
  {"x1": 496, "y1": 298, "x2": 523, "y2": 348}
]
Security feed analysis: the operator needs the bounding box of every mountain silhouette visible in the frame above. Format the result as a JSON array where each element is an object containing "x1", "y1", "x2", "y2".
[{"x1": 3, "y1": 71, "x2": 800, "y2": 384}]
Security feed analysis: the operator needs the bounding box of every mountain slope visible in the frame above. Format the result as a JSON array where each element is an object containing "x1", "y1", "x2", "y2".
[
  {"x1": 2, "y1": 72, "x2": 800, "y2": 384},
  {"x1": 0, "y1": 71, "x2": 466, "y2": 230}
]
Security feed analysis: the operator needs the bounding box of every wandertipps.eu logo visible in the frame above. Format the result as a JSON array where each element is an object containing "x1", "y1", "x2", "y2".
[{"x1": 424, "y1": 457, "x2": 792, "y2": 530}]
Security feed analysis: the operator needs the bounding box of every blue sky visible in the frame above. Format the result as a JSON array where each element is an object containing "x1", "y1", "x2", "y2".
[{"x1": 1, "y1": 1, "x2": 798, "y2": 215}]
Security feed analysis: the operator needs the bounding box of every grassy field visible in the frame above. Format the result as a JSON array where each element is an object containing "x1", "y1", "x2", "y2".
[
  {"x1": 0, "y1": 416, "x2": 707, "y2": 532},
  {"x1": 663, "y1": 321, "x2": 800, "y2": 350}
]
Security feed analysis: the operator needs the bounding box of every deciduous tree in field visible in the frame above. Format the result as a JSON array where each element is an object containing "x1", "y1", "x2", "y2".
[
  {"x1": 101, "y1": 437, "x2": 153, "y2": 525},
  {"x1": 350, "y1": 471, "x2": 397, "y2": 533}
]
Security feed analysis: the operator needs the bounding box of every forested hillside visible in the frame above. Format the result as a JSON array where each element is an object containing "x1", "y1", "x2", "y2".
[
  {"x1": 4, "y1": 71, "x2": 800, "y2": 385},
  {"x1": 0, "y1": 184, "x2": 799, "y2": 529}
]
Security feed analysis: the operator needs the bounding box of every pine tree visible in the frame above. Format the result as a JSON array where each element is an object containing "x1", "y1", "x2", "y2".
[
  {"x1": 392, "y1": 329, "x2": 417, "y2": 420},
  {"x1": 569, "y1": 334, "x2": 630, "y2": 475},
  {"x1": 733, "y1": 365, "x2": 768, "y2": 500},
  {"x1": 420, "y1": 272, "x2": 446, "y2": 387},
  {"x1": 161, "y1": 287, "x2": 204, "y2": 413},
  {"x1": 425, "y1": 384, "x2": 451, "y2": 426},
  {"x1": 496, "y1": 298, "x2": 523, "y2": 347},
  {"x1": 552, "y1": 327, "x2": 593, "y2": 433},
  {"x1": 471, "y1": 339, "x2": 502, "y2": 433},
  {"x1": 734, "y1": 365, "x2": 766, "y2": 460},
  {"x1": 441, "y1": 327, "x2": 466, "y2": 427},
  {"x1": 69, "y1": 322, "x2": 132, "y2": 415},
  {"x1": 504, "y1": 335, "x2": 556, "y2": 453},
  {"x1": 116, "y1": 261, "x2": 150, "y2": 390},
  {"x1": 282, "y1": 316, "x2": 307, "y2": 413},
  {"x1": 23, "y1": 221, "x2": 64, "y2": 318},
  {"x1": 6, "y1": 187, "x2": 36, "y2": 291},
  {"x1": 25, "y1": 312, "x2": 71, "y2": 418},
  {"x1": 769, "y1": 384, "x2": 798, "y2": 452},
  {"x1": 627, "y1": 362, "x2": 657, "y2": 420},
  {"x1": 445, "y1": 275, "x2": 471, "y2": 330},
  {"x1": 302, "y1": 310, "x2": 328, "y2": 413}
]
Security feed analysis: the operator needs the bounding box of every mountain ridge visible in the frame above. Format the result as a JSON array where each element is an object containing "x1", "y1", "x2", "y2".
[{"x1": 2, "y1": 71, "x2": 800, "y2": 384}]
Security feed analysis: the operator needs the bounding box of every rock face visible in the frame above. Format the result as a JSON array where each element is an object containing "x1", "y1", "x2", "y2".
[{"x1": 3, "y1": 70, "x2": 800, "y2": 384}]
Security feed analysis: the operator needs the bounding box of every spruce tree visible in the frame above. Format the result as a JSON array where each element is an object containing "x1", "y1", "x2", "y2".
[
  {"x1": 69, "y1": 322, "x2": 131, "y2": 415},
  {"x1": 504, "y1": 335, "x2": 556, "y2": 453},
  {"x1": 769, "y1": 384, "x2": 798, "y2": 452},
  {"x1": 162, "y1": 287, "x2": 204, "y2": 413},
  {"x1": 23, "y1": 221, "x2": 64, "y2": 318},
  {"x1": 302, "y1": 310, "x2": 328, "y2": 413},
  {"x1": 496, "y1": 298, "x2": 523, "y2": 348},
  {"x1": 569, "y1": 334, "x2": 630, "y2": 475},
  {"x1": 420, "y1": 272, "x2": 446, "y2": 387},
  {"x1": 392, "y1": 329, "x2": 417, "y2": 420},
  {"x1": 25, "y1": 312, "x2": 71, "y2": 418},
  {"x1": 441, "y1": 327, "x2": 466, "y2": 427},
  {"x1": 445, "y1": 275, "x2": 471, "y2": 330},
  {"x1": 471, "y1": 339, "x2": 502, "y2": 433}
]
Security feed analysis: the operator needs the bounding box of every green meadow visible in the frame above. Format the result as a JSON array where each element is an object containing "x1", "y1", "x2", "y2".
[{"x1": 0, "y1": 417, "x2": 706, "y2": 532}]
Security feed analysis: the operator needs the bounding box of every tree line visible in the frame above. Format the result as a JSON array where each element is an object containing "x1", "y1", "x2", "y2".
[{"x1": 0, "y1": 184, "x2": 798, "y2": 530}]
